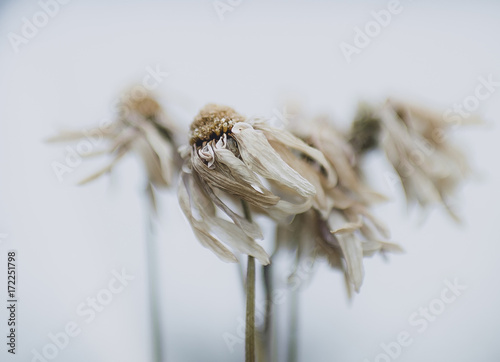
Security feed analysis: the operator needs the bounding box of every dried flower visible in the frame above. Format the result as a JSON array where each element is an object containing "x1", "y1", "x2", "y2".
[
  {"x1": 178, "y1": 104, "x2": 332, "y2": 264},
  {"x1": 350, "y1": 99, "x2": 471, "y2": 220},
  {"x1": 48, "y1": 88, "x2": 180, "y2": 206},
  {"x1": 277, "y1": 115, "x2": 401, "y2": 293}
]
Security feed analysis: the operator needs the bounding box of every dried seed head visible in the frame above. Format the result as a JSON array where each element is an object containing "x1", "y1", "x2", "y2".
[
  {"x1": 350, "y1": 107, "x2": 381, "y2": 154},
  {"x1": 189, "y1": 104, "x2": 245, "y2": 145},
  {"x1": 123, "y1": 94, "x2": 161, "y2": 120}
]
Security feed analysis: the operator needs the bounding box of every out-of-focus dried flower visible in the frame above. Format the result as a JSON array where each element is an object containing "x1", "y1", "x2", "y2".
[
  {"x1": 350, "y1": 99, "x2": 471, "y2": 220},
  {"x1": 48, "y1": 88, "x2": 181, "y2": 207},
  {"x1": 178, "y1": 104, "x2": 333, "y2": 264},
  {"x1": 277, "y1": 115, "x2": 401, "y2": 293}
]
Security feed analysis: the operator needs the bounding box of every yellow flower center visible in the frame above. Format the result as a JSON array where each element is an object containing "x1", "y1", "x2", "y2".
[{"x1": 189, "y1": 104, "x2": 245, "y2": 145}]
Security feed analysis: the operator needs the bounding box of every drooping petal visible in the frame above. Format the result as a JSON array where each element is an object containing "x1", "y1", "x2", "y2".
[
  {"x1": 199, "y1": 180, "x2": 264, "y2": 241},
  {"x1": 328, "y1": 209, "x2": 363, "y2": 234},
  {"x1": 347, "y1": 204, "x2": 391, "y2": 239},
  {"x1": 336, "y1": 233, "x2": 364, "y2": 292},
  {"x1": 133, "y1": 136, "x2": 169, "y2": 187},
  {"x1": 268, "y1": 140, "x2": 334, "y2": 217},
  {"x1": 208, "y1": 218, "x2": 270, "y2": 265},
  {"x1": 254, "y1": 121, "x2": 337, "y2": 187},
  {"x1": 266, "y1": 197, "x2": 314, "y2": 223},
  {"x1": 191, "y1": 145, "x2": 280, "y2": 208},
  {"x1": 77, "y1": 148, "x2": 128, "y2": 185},
  {"x1": 45, "y1": 124, "x2": 118, "y2": 143},
  {"x1": 180, "y1": 172, "x2": 270, "y2": 264},
  {"x1": 142, "y1": 121, "x2": 174, "y2": 182},
  {"x1": 231, "y1": 122, "x2": 316, "y2": 197},
  {"x1": 213, "y1": 138, "x2": 275, "y2": 199},
  {"x1": 177, "y1": 175, "x2": 238, "y2": 263}
]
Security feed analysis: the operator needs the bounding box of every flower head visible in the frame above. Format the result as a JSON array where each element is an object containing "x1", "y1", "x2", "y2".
[
  {"x1": 48, "y1": 88, "x2": 180, "y2": 206},
  {"x1": 178, "y1": 104, "x2": 332, "y2": 264},
  {"x1": 276, "y1": 113, "x2": 401, "y2": 293},
  {"x1": 350, "y1": 99, "x2": 471, "y2": 220}
]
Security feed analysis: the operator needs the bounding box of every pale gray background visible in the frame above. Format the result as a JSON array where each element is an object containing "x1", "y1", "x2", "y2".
[{"x1": 0, "y1": 1, "x2": 498, "y2": 361}]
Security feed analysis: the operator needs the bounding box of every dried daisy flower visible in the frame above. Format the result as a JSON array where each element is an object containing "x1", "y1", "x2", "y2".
[
  {"x1": 276, "y1": 115, "x2": 401, "y2": 293},
  {"x1": 48, "y1": 88, "x2": 181, "y2": 206},
  {"x1": 178, "y1": 104, "x2": 335, "y2": 264},
  {"x1": 350, "y1": 99, "x2": 471, "y2": 220},
  {"x1": 48, "y1": 87, "x2": 182, "y2": 362},
  {"x1": 179, "y1": 104, "x2": 336, "y2": 361}
]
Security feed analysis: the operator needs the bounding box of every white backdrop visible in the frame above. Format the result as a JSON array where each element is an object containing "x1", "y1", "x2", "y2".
[{"x1": 0, "y1": 1, "x2": 499, "y2": 361}]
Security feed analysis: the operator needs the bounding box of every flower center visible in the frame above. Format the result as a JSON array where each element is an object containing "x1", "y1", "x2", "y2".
[
  {"x1": 189, "y1": 104, "x2": 245, "y2": 145},
  {"x1": 119, "y1": 89, "x2": 161, "y2": 121}
]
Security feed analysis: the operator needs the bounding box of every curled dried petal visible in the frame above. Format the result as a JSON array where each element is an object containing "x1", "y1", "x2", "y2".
[{"x1": 231, "y1": 122, "x2": 316, "y2": 197}]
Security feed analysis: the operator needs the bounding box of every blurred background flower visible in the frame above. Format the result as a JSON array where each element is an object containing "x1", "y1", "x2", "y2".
[
  {"x1": 350, "y1": 99, "x2": 475, "y2": 221},
  {"x1": 47, "y1": 88, "x2": 181, "y2": 207}
]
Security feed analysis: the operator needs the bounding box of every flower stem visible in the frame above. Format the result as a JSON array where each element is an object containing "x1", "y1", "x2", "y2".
[
  {"x1": 145, "y1": 187, "x2": 164, "y2": 362},
  {"x1": 262, "y1": 263, "x2": 273, "y2": 362},
  {"x1": 246, "y1": 255, "x2": 256, "y2": 362},
  {"x1": 242, "y1": 201, "x2": 256, "y2": 362},
  {"x1": 286, "y1": 286, "x2": 299, "y2": 362}
]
